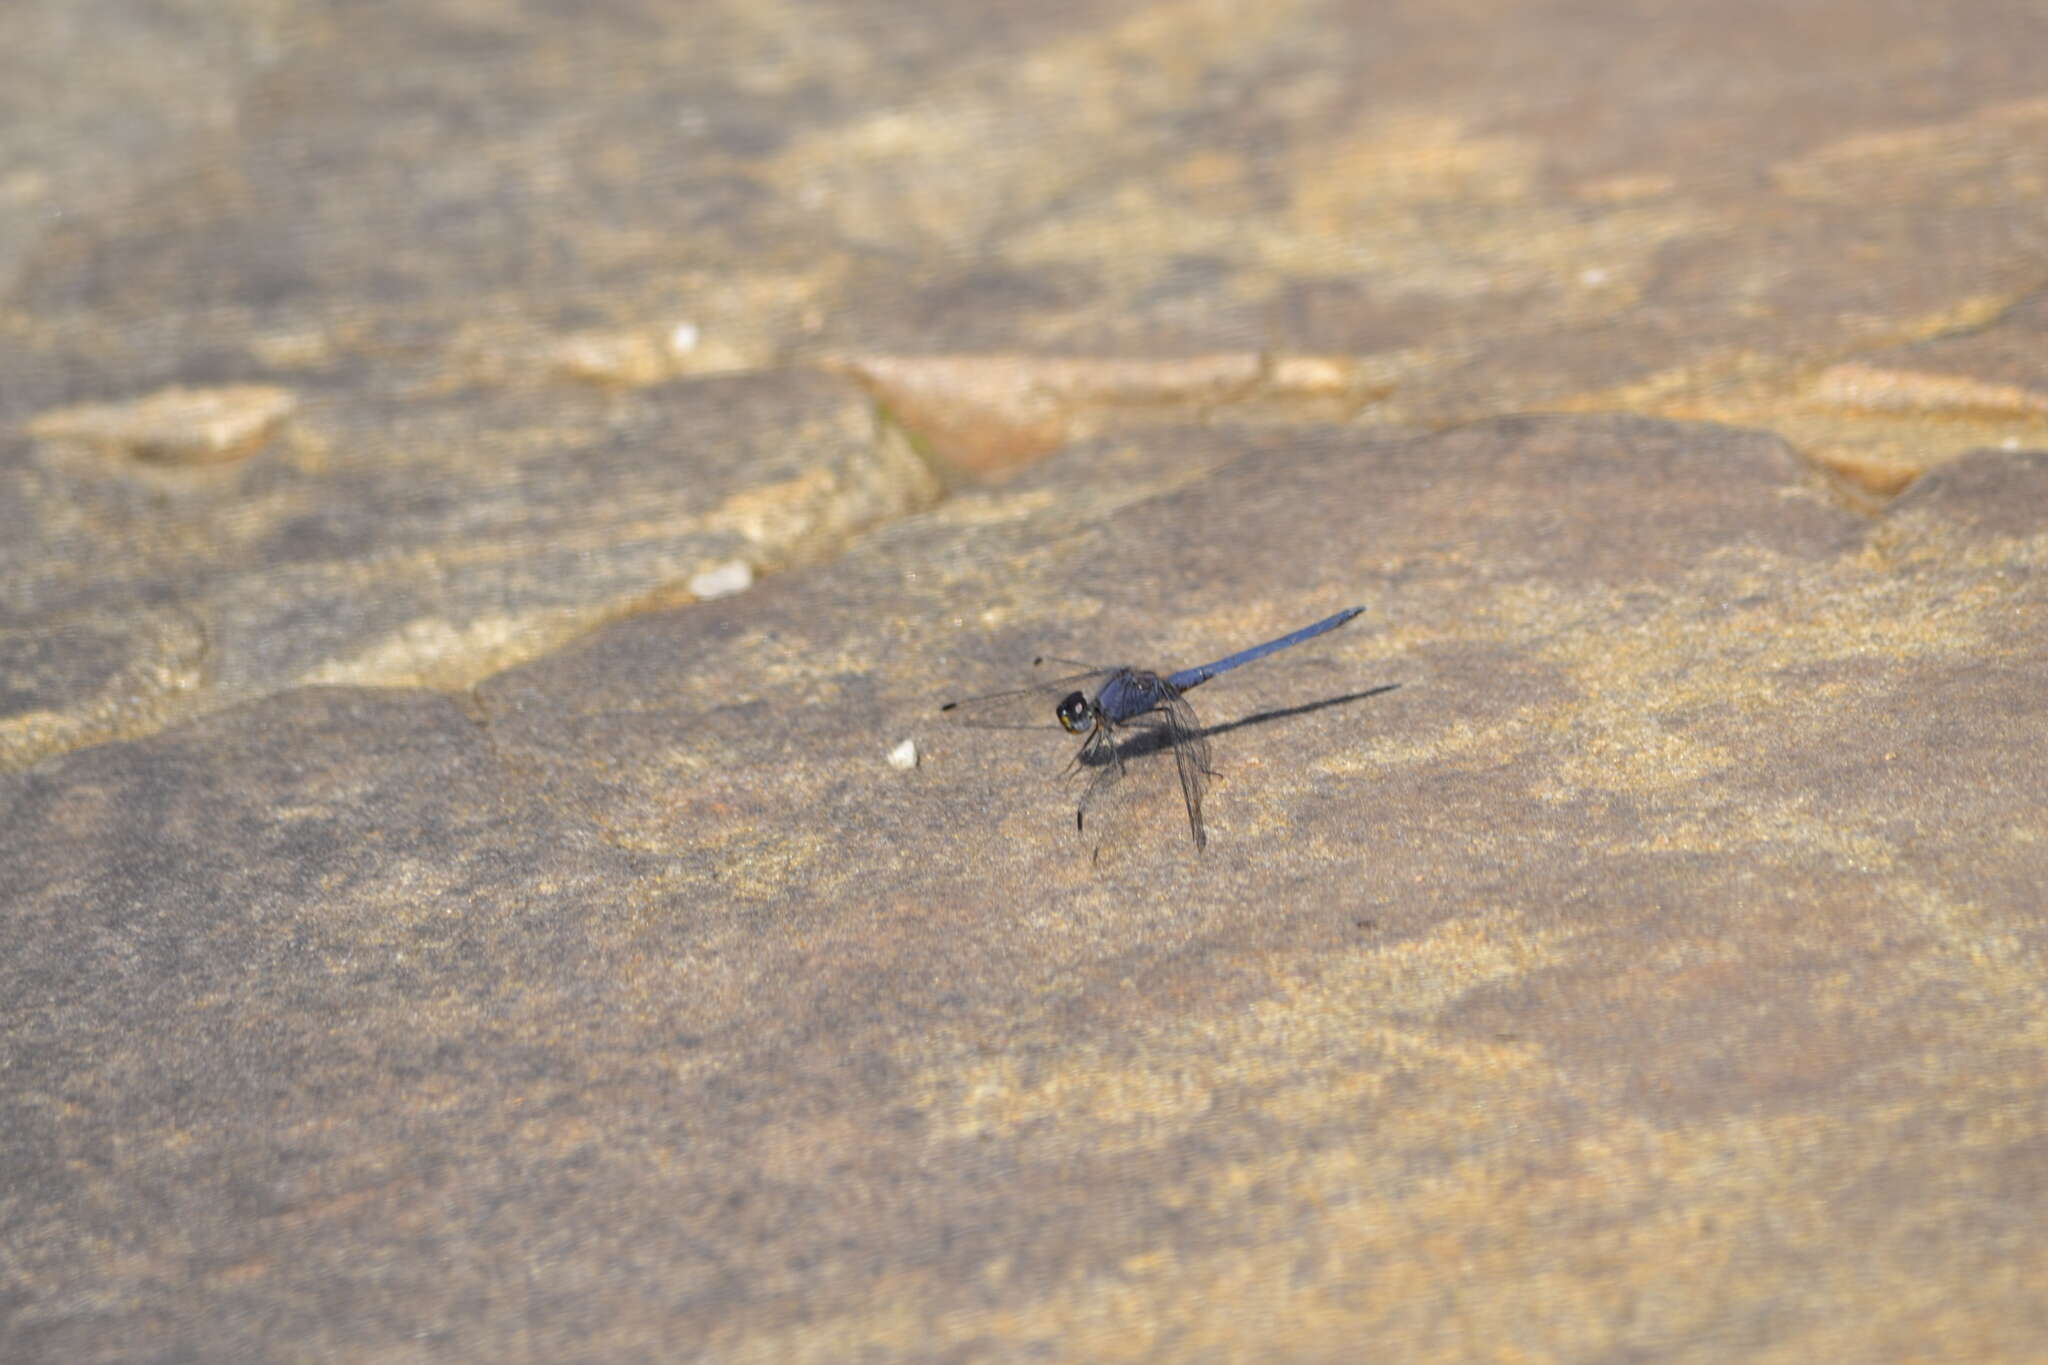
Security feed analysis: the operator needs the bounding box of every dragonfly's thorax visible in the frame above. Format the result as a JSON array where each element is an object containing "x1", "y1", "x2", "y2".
[{"x1": 1094, "y1": 669, "x2": 1174, "y2": 725}]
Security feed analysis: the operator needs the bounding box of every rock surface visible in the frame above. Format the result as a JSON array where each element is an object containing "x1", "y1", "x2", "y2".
[{"x1": 4, "y1": 1, "x2": 2046, "y2": 1359}]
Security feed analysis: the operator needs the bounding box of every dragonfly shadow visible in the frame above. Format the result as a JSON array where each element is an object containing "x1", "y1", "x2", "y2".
[{"x1": 1082, "y1": 682, "x2": 1404, "y2": 768}]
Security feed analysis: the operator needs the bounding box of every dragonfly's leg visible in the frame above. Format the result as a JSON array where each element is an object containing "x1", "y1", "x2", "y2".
[
  {"x1": 1061, "y1": 724, "x2": 1110, "y2": 781},
  {"x1": 1075, "y1": 763, "x2": 1124, "y2": 833},
  {"x1": 1074, "y1": 728, "x2": 1125, "y2": 834}
]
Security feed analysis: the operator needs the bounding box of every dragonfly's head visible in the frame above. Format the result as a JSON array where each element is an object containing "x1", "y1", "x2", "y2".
[{"x1": 1055, "y1": 691, "x2": 1095, "y2": 734}]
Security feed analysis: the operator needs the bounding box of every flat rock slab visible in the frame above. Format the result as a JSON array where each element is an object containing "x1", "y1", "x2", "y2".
[
  {"x1": 7, "y1": 416, "x2": 2045, "y2": 1359},
  {"x1": 3, "y1": 372, "x2": 936, "y2": 769},
  {"x1": 6, "y1": 0, "x2": 2048, "y2": 1358},
  {"x1": 9, "y1": 0, "x2": 2048, "y2": 774}
]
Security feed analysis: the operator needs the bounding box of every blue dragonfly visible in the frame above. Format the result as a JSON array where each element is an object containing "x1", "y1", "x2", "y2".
[{"x1": 941, "y1": 607, "x2": 1366, "y2": 850}]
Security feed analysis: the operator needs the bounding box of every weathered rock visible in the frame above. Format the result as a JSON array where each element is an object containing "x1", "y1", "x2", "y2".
[
  {"x1": 7, "y1": 0, "x2": 2047, "y2": 773},
  {"x1": 27, "y1": 384, "x2": 298, "y2": 466},
  {"x1": 4, "y1": 372, "x2": 937, "y2": 769},
  {"x1": 5, "y1": 0, "x2": 2048, "y2": 1358},
  {"x1": 7, "y1": 416, "x2": 2045, "y2": 1359}
]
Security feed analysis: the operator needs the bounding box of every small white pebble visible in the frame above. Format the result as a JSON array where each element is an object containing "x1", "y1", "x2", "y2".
[
  {"x1": 2002, "y1": 436, "x2": 2021, "y2": 450},
  {"x1": 1579, "y1": 266, "x2": 1610, "y2": 287},
  {"x1": 887, "y1": 739, "x2": 919, "y2": 771},
  {"x1": 668, "y1": 321, "x2": 701, "y2": 354},
  {"x1": 689, "y1": 560, "x2": 754, "y2": 600}
]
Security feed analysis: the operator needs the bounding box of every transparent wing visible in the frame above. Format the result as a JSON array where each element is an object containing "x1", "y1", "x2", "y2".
[
  {"x1": 938, "y1": 666, "x2": 1116, "y2": 731},
  {"x1": 1077, "y1": 693, "x2": 1211, "y2": 851},
  {"x1": 1157, "y1": 690, "x2": 1213, "y2": 850}
]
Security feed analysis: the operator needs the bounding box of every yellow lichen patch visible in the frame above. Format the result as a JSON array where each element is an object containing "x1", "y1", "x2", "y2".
[
  {"x1": 436, "y1": 263, "x2": 839, "y2": 393},
  {"x1": 1771, "y1": 95, "x2": 2048, "y2": 203},
  {"x1": 702, "y1": 466, "x2": 843, "y2": 549},
  {"x1": 299, "y1": 611, "x2": 597, "y2": 692},
  {"x1": 1348, "y1": 708, "x2": 1550, "y2": 777},
  {"x1": 1547, "y1": 295, "x2": 2039, "y2": 493},
  {"x1": 1768, "y1": 413, "x2": 2015, "y2": 496},
  {"x1": 1881, "y1": 879, "x2": 2048, "y2": 1061},
  {"x1": 1772, "y1": 363, "x2": 2048, "y2": 491},
  {"x1": 931, "y1": 1054, "x2": 1221, "y2": 1149},
  {"x1": 916, "y1": 913, "x2": 1562, "y2": 1158},
  {"x1": 1276, "y1": 110, "x2": 1693, "y2": 304},
  {"x1": 1807, "y1": 362, "x2": 2048, "y2": 420},
  {"x1": 1330, "y1": 545, "x2": 2036, "y2": 866},
  {"x1": 1861, "y1": 512, "x2": 2048, "y2": 574},
  {"x1": 983, "y1": 88, "x2": 1692, "y2": 312},
  {"x1": 1530, "y1": 559, "x2": 1998, "y2": 794},
  {"x1": 693, "y1": 415, "x2": 941, "y2": 560},
  {"x1": 767, "y1": 0, "x2": 1307, "y2": 249},
  {"x1": 1290, "y1": 112, "x2": 1539, "y2": 226},
  {"x1": 706, "y1": 1095, "x2": 2048, "y2": 1361},
  {"x1": 539, "y1": 326, "x2": 756, "y2": 387},
  {"x1": 0, "y1": 608, "x2": 211, "y2": 770},
  {"x1": 1573, "y1": 172, "x2": 1678, "y2": 204}
]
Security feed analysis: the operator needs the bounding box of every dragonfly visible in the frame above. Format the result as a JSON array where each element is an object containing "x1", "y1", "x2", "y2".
[{"x1": 940, "y1": 607, "x2": 1366, "y2": 850}]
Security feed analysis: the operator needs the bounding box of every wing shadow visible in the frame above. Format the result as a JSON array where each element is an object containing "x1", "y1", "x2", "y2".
[{"x1": 1084, "y1": 682, "x2": 1404, "y2": 767}]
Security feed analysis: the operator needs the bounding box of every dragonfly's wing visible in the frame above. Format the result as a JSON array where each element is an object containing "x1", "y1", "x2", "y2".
[
  {"x1": 1158, "y1": 690, "x2": 1213, "y2": 850},
  {"x1": 938, "y1": 667, "x2": 1115, "y2": 731},
  {"x1": 1078, "y1": 698, "x2": 1210, "y2": 851}
]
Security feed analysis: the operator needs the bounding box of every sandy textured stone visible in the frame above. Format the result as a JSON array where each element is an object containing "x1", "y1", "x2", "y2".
[
  {"x1": 8, "y1": 416, "x2": 2046, "y2": 1360},
  {"x1": 4, "y1": 372, "x2": 938, "y2": 769},
  {"x1": 8, "y1": 0, "x2": 2048, "y2": 771},
  {"x1": 4, "y1": 0, "x2": 2047, "y2": 1360},
  {"x1": 833, "y1": 352, "x2": 1388, "y2": 474},
  {"x1": 27, "y1": 384, "x2": 298, "y2": 465}
]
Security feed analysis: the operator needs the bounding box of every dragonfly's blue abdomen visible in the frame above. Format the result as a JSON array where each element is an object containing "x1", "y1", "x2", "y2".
[{"x1": 1164, "y1": 607, "x2": 1364, "y2": 692}]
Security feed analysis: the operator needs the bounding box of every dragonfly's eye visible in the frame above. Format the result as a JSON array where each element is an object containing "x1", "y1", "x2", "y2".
[{"x1": 1055, "y1": 692, "x2": 1092, "y2": 734}]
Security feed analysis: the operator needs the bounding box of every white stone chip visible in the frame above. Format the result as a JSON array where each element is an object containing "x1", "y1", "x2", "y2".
[{"x1": 689, "y1": 560, "x2": 754, "y2": 600}]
